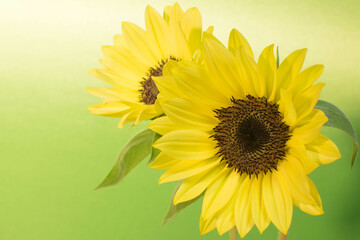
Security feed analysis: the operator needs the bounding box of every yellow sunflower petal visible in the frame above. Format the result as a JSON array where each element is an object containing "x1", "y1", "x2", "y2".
[
  {"x1": 288, "y1": 64, "x2": 324, "y2": 95},
  {"x1": 216, "y1": 194, "x2": 237, "y2": 236},
  {"x1": 117, "y1": 109, "x2": 141, "y2": 128},
  {"x1": 145, "y1": 5, "x2": 171, "y2": 58},
  {"x1": 86, "y1": 87, "x2": 139, "y2": 103},
  {"x1": 276, "y1": 48, "x2": 307, "y2": 94},
  {"x1": 101, "y1": 45, "x2": 147, "y2": 78},
  {"x1": 306, "y1": 134, "x2": 341, "y2": 165},
  {"x1": 278, "y1": 89, "x2": 297, "y2": 127},
  {"x1": 174, "y1": 162, "x2": 226, "y2": 204},
  {"x1": 122, "y1": 21, "x2": 159, "y2": 66},
  {"x1": 161, "y1": 98, "x2": 218, "y2": 132},
  {"x1": 200, "y1": 214, "x2": 217, "y2": 235},
  {"x1": 258, "y1": 44, "x2": 277, "y2": 100},
  {"x1": 263, "y1": 173, "x2": 293, "y2": 235},
  {"x1": 88, "y1": 101, "x2": 131, "y2": 117},
  {"x1": 234, "y1": 47, "x2": 265, "y2": 97},
  {"x1": 292, "y1": 109, "x2": 328, "y2": 144},
  {"x1": 278, "y1": 155, "x2": 314, "y2": 204},
  {"x1": 287, "y1": 138, "x2": 319, "y2": 174},
  {"x1": 89, "y1": 68, "x2": 139, "y2": 90},
  {"x1": 181, "y1": 7, "x2": 202, "y2": 54},
  {"x1": 235, "y1": 176, "x2": 255, "y2": 238},
  {"x1": 153, "y1": 75, "x2": 185, "y2": 100},
  {"x1": 251, "y1": 174, "x2": 271, "y2": 233},
  {"x1": 113, "y1": 34, "x2": 125, "y2": 46},
  {"x1": 203, "y1": 37, "x2": 246, "y2": 99},
  {"x1": 294, "y1": 82, "x2": 325, "y2": 120},
  {"x1": 153, "y1": 130, "x2": 218, "y2": 160},
  {"x1": 149, "y1": 152, "x2": 178, "y2": 169},
  {"x1": 202, "y1": 169, "x2": 241, "y2": 220},
  {"x1": 228, "y1": 29, "x2": 254, "y2": 59},
  {"x1": 134, "y1": 106, "x2": 157, "y2": 125},
  {"x1": 295, "y1": 177, "x2": 324, "y2": 215},
  {"x1": 148, "y1": 116, "x2": 178, "y2": 135},
  {"x1": 171, "y1": 61, "x2": 230, "y2": 110},
  {"x1": 163, "y1": 2, "x2": 184, "y2": 23},
  {"x1": 159, "y1": 157, "x2": 220, "y2": 184}
]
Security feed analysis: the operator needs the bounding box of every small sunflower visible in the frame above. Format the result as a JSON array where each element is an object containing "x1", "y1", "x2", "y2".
[
  {"x1": 86, "y1": 3, "x2": 203, "y2": 127},
  {"x1": 148, "y1": 30, "x2": 341, "y2": 237}
]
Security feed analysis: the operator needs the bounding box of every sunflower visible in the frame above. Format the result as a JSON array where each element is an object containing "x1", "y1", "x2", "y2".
[
  {"x1": 148, "y1": 29, "x2": 341, "y2": 237},
  {"x1": 86, "y1": 3, "x2": 203, "y2": 127}
]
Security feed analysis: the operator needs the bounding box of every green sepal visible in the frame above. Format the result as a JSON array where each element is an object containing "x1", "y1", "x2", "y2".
[
  {"x1": 96, "y1": 128, "x2": 157, "y2": 189},
  {"x1": 315, "y1": 100, "x2": 358, "y2": 167},
  {"x1": 147, "y1": 133, "x2": 162, "y2": 165},
  {"x1": 162, "y1": 181, "x2": 204, "y2": 225}
]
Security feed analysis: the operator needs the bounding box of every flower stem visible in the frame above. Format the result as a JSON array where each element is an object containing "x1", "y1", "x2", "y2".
[
  {"x1": 229, "y1": 227, "x2": 237, "y2": 240},
  {"x1": 278, "y1": 231, "x2": 287, "y2": 240}
]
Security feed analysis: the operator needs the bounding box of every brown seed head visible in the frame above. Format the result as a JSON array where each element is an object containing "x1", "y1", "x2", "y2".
[{"x1": 212, "y1": 95, "x2": 291, "y2": 177}]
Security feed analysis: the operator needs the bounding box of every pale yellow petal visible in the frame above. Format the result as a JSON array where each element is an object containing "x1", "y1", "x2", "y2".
[
  {"x1": 234, "y1": 47, "x2": 264, "y2": 97},
  {"x1": 295, "y1": 177, "x2": 324, "y2": 215},
  {"x1": 153, "y1": 130, "x2": 218, "y2": 160},
  {"x1": 203, "y1": 38, "x2": 246, "y2": 99},
  {"x1": 278, "y1": 89, "x2": 297, "y2": 127},
  {"x1": 263, "y1": 172, "x2": 293, "y2": 235},
  {"x1": 306, "y1": 134, "x2": 341, "y2": 165},
  {"x1": 287, "y1": 138, "x2": 319, "y2": 174},
  {"x1": 251, "y1": 174, "x2": 271, "y2": 233},
  {"x1": 174, "y1": 162, "x2": 226, "y2": 204},
  {"x1": 86, "y1": 87, "x2": 139, "y2": 103},
  {"x1": 117, "y1": 109, "x2": 142, "y2": 128},
  {"x1": 171, "y1": 61, "x2": 230, "y2": 111},
  {"x1": 288, "y1": 64, "x2": 324, "y2": 95},
  {"x1": 200, "y1": 214, "x2": 217, "y2": 235},
  {"x1": 145, "y1": 5, "x2": 171, "y2": 58},
  {"x1": 276, "y1": 49, "x2": 307, "y2": 95},
  {"x1": 181, "y1": 7, "x2": 202, "y2": 55},
  {"x1": 228, "y1": 29, "x2": 254, "y2": 59},
  {"x1": 149, "y1": 152, "x2": 178, "y2": 169},
  {"x1": 278, "y1": 155, "x2": 313, "y2": 204},
  {"x1": 89, "y1": 68, "x2": 140, "y2": 90},
  {"x1": 148, "y1": 116, "x2": 178, "y2": 135},
  {"x1": 258, "y1": 44, "x2": 277, "y2": 100},
  {"x1": 163, "y1": 2, "x2": 183, "y2": 23},
  {"x1": 216, "y1": 194, "x2": 237, "y2": 236},
  {"x1": 122, "y1": 21, "x2": 159, "y2": 66},
  {"x1": 101, "y1": 45, "x2": 147, "y2": 78},
  {"x1": 235, "y1": 176, "x2": 255, "y2": 238},
  {"x1": 202, "y1": 169, "x2": 240, "y2": 219},
  {"x1": 294, "y1": 83, "x2": 325, "y2": 121},
  {"x1": 159, "y1": 157, "x2": 220, "y2": 184},
  {"x1": 88, "y1": 101, "x2": 131, "y2": 117},
  {"x1": 161, "y1": 98, "x2": 218, "y2": 133},
  {"x1": 292, "y1": 109, "x2": 327, "y2": 144},
  {"x1": 113, "y1": 34, "x2": 125, "y2": 46}
]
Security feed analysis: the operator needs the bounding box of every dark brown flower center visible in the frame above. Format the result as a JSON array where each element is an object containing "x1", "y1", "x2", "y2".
[
  {"x1": 140, "y1": 57, "x2": 179, "y2": 105},
  {"x1": 212, "y1": 95, "x2": 290, "y2": 176}
]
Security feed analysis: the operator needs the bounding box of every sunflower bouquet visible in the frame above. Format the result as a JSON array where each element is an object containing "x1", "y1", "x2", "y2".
[{"x1": 86, "y1": 3, "x2": 358, "y2": 239}]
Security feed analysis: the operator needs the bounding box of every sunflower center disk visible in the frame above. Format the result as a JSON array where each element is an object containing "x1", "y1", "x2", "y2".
[
  {"x1": 140, "y1": 57, "x2": 179, "y2": 105},
  {"x1": 212, "y1": 95, "x2": 291, "y2": 176}
]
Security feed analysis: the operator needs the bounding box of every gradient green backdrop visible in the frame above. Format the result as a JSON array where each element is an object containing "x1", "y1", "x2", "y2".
[{"x1": 1, "y1": 0, "x2": 360, "y2": 239}]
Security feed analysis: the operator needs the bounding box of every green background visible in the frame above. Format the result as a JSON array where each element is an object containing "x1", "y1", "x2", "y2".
[{"x1": 1, "y1": 0, "x2": 359, "y2": 239}]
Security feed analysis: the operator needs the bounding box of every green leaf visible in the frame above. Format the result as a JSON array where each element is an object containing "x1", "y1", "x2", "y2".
[
  {"x1": 315, "y1": 100, "x2": 359, "y2": 166},
  {"x1": 147, "y1": 133, "x2": 162, "y2": 165},
  {"x1": 162, "y1": 181, "x2": 204, "y2": 225},
  {"x1": 96, "y1": 128, "x2": 156, "y2": 189}
]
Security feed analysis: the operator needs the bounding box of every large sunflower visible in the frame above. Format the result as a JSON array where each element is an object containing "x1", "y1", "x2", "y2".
[
  {"x1": 148, "y1": 30, "x2": 341, "y2": 237},
  {"x1": 86, "y1": 3, "x2": 203, "y2": 127}
]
